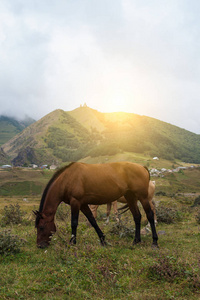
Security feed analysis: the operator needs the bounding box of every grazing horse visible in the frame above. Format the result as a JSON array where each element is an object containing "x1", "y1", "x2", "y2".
[
  {"x1": 90, "y1": 181, "x2": 157, "y2": 224},
  {"x1": 34, "y1": 162, "x2": 158, "y2": 248}
]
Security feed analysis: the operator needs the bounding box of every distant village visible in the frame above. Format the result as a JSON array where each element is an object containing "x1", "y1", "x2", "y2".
[
  {"x1": 149, "y1": 156, "x2": 197, "y2": 177},
  {"x1": 0, "y1": 163, "x2": 57, "y2": 170},
  {"x1": 150, "y1": 165, "x2": 196, "y2": 177},
  {"x1": 1, "y1": 156, "x2": 198, "y2": 177}
]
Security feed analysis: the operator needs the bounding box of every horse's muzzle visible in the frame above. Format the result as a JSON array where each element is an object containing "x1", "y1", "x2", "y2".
[{"x1": 37, "y1": 241, "x2": 49, "y2": 249}]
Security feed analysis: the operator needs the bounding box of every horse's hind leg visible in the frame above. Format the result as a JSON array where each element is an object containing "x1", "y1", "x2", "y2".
[
  {"x1": 140, "y1": 199, "x2": 158, "y2": 247},
  {"x1": 112, "y1": 201, "x2": 119, "y2": 223},
  {"x1": 70, "y1": 198, "x2": 80, "y2": 244},
  {"x1": 81, "y1": 204, "x2": 106, "y2": 246},
  {"x1": 146, "y1": 200, "x2": 157, "y2": 229},
  {"x1": 106, "y1": 203, "x2": 111, "y2": 224},
  {"x1": 125, "y1": 193, "x2": 142, "y2": 245},
  {"x1": 90, "y1": 204, "x2": 98, "y2": 219}
]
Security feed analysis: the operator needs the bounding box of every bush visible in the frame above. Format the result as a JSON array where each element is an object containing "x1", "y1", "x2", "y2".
[
  {"x1": 155, "y1": 191, "x2": 167, "y2": 196},
  {"x1": 192, "y1": 195, "x2": 200, "y2": 207},
  {"x1": 109, "y1": 221, "x2": 135, "y2": 238},
  {"x1": 195, "y1": 209, "x2": 200, "y2": 224},
  {"x1": 0, "y1": 229, "x2": 25, "y2": 255},
  {"x1": 148, "y1": 253, "x2": 186, "y2": 282},
  {"x1": 1, "y1": 204, "x2": 24, "y2": 226},
  {"x1": 148, "y1": 252, "x2": 200, "y2": 290},
  {"x1": 156, "y1": 205, "x2": 181, "y2": 224}
]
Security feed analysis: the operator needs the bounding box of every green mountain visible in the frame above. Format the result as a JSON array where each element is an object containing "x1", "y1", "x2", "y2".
[
  {"x1": 1, "y1": 107, "x2": 200, "y2": 166},
  {"x1": 0, "y1": 115, "x2": 35, "y2": 146}
]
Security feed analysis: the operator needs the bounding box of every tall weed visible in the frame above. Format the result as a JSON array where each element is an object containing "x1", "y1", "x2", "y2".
[
  {"x1": 0, "y1": 204, "x2": 24, "y2": 226},
  {"x1": 148, "y1": 251, "x2": 200, "y2": 290},
  {"x1": 156, "y1": 205, "x2": 181, "y2": 224},
  {"x1": 0, "y1": 229, "x2": 25, "y2": 255}
]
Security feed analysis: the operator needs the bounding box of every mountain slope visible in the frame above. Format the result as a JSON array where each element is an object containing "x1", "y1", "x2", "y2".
[
  {"x1": 2, "y1": 109, "x2": 96, "y2": 165},
  {"x1": 0, "y1": 115, "x2": 35, "y2": 146},
  {"x1": 2, "y1": 106, "x2": 200, "y2": 166},
  {"x1": 71, "y1": 107, "x2": 200, "y2": 163}
]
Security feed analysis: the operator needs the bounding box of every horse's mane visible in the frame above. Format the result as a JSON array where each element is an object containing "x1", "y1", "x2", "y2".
[{"x1": 38, "y1": 162, "x2": 75, "y2": 213}]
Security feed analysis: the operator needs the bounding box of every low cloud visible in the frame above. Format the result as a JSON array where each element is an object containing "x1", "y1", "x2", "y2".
[{"x1": 0, "y1": 0, "x2": 200, "y2": 133}]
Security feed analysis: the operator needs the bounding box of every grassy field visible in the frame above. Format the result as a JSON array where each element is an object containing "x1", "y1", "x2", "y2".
[{"x1": 0, "y1": 167, "x2": 200, "y2": 299}]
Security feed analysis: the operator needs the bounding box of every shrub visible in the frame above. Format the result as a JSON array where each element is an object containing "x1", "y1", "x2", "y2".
[
  {"x1": 148, "y1": 252, "x2": 200, "y2": 290},
  {"x1": 156, "y1": 205, "x2": 181, "y2": 224},
  {"x1": 1, "y1": 204, "x2": 24, "y2": 226},
  {"x1": 155, "y1": 191, "x2": 167, "y2": 196},
  {"x1": 148, "y1": 253, "x2": 186, "y2": 282},
  {"x1": 0, "y1": 229, "x2": 25, "y2": 255},
  {"x1": 192, "y1": 195, "x2": 200, "y2": 207},
  {"x1": 109, "y1": 221, "x2": 135, "y2": 238},
  {"x1": 195, "y1": 209, "x2": 200, "y2": 224}
]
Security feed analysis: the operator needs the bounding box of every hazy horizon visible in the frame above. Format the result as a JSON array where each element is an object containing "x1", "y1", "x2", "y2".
[{"x1": 1, "y1": 1, "x2": 200, "y2": 134}]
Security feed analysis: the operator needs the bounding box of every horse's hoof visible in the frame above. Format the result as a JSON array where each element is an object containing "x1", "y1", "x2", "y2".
[
  {"x1": 132, "y1": 239, "x2": 141, "y2": 246},
  {"x1": 132, "y1": 239, "x2": 141, "y2": 248},
  {"x1": 69, "y1": 236, "x2": 76, "y2": 245},
  {"x1": 152, "y1": 243, "x2": 159, "y2": 249},
  {"x1": 101, "y1": 241, "x2": 107, "y2": 246},
  {"x1": 100, "y1": 236, "x2": 107, "y2": 246}
]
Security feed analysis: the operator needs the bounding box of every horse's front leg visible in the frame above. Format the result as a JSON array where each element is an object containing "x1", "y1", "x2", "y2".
[
  {"x1": 70, "y1": 198, "x2": 80, "y2": 244},
  {"x1": 81, "y1": 204, "x2": 106, "y2": 246}
]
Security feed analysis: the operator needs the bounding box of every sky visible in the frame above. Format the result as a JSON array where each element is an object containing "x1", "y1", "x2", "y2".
[{"x1": 0, "y1": 0, "x2": 200, "y2": 134}]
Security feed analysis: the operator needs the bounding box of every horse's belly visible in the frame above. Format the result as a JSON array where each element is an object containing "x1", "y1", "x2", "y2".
[{"x1": 81, "y1": 190, "x2": 124, "y2": 205}]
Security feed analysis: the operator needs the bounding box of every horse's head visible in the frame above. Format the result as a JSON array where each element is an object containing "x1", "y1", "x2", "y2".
[{"x1": 34, "y1": 211, "x2": 56, "y2": 248}]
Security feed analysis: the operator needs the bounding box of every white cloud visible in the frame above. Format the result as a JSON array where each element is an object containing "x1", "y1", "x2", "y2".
[{"x1": 0, "y1": 0, "x2": 200, "y2": 133}]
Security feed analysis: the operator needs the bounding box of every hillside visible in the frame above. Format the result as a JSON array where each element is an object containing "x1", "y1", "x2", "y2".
[
  {"x1": 1, "y1": 109, "x2": 94, "y2": 166},
  {"x1": 1, "y1": 106, "x2": 200, "y2": 166},
  {"x1": 0, "y1": 115, "x2": 35, "y2": 146}
]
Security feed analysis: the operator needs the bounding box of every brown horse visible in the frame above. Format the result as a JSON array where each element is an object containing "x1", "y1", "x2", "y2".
[
  {"x1": 90, "y1": 181, "x2": 157, "y2": 224},
  {"x1": 34, "y1": 162, "x2": 158, "y2": 248}
]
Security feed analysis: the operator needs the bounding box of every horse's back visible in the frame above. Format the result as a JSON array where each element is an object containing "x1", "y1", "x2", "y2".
[
  {"x1": 64, "y1": 162, "x2": 149, "y2": 199},
  {"x1": 67, "y1": 161, "x2": 148, "y2": 185}
]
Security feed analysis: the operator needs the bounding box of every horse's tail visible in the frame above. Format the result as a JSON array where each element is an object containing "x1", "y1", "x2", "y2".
[
  {"x1": 119, "y1": 166, "x2": 150, "y2": 216},
  {"x1": 143, "y1": 166, "x2": 150, "y2": 181},
  {"x1": 118, "y1": 204, "x2": 129, "y2": 215}
]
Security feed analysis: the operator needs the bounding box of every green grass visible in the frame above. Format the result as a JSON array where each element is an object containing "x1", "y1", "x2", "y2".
[
  {"x1": 0, "y1": 181, "x2": 43, "y2": 196},
  {"x1": 0, "y1": 169, "x2": 53, "y2": 197},
  {"x1": 0, "y1": 198, "x2": 200, "y2": 299},
  {"x1": 0, "y1": 168, "x2": 200, "y2": 299}
]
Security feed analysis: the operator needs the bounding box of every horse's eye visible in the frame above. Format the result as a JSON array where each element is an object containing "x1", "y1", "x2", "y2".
[{"x1": 39, "y1": 226, "x2": 44, "y2": 230}]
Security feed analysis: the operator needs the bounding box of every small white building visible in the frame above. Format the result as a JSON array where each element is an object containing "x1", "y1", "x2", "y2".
[
  {"x1": 1, "y1": 164, "x2": 12, "y2": 169},
  {"x1": 31, "y1": 164, "x2": 38, "y2": 169},
  {"x1": 50, "y1": 165, "x2": 57, "y2": 170}
]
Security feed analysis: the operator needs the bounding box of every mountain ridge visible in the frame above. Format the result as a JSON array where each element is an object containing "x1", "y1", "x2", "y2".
[{"x1": 1, "y1": 107, "x2": 200, "y2": 166}]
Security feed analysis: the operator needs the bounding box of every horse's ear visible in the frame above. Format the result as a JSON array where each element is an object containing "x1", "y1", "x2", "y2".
[
  {"x1": 33, "y1": 210, "x2": 38, "y2": 216},
  {"x1": 33, "y1": 210, "x2": 43, "y2": 218}
]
